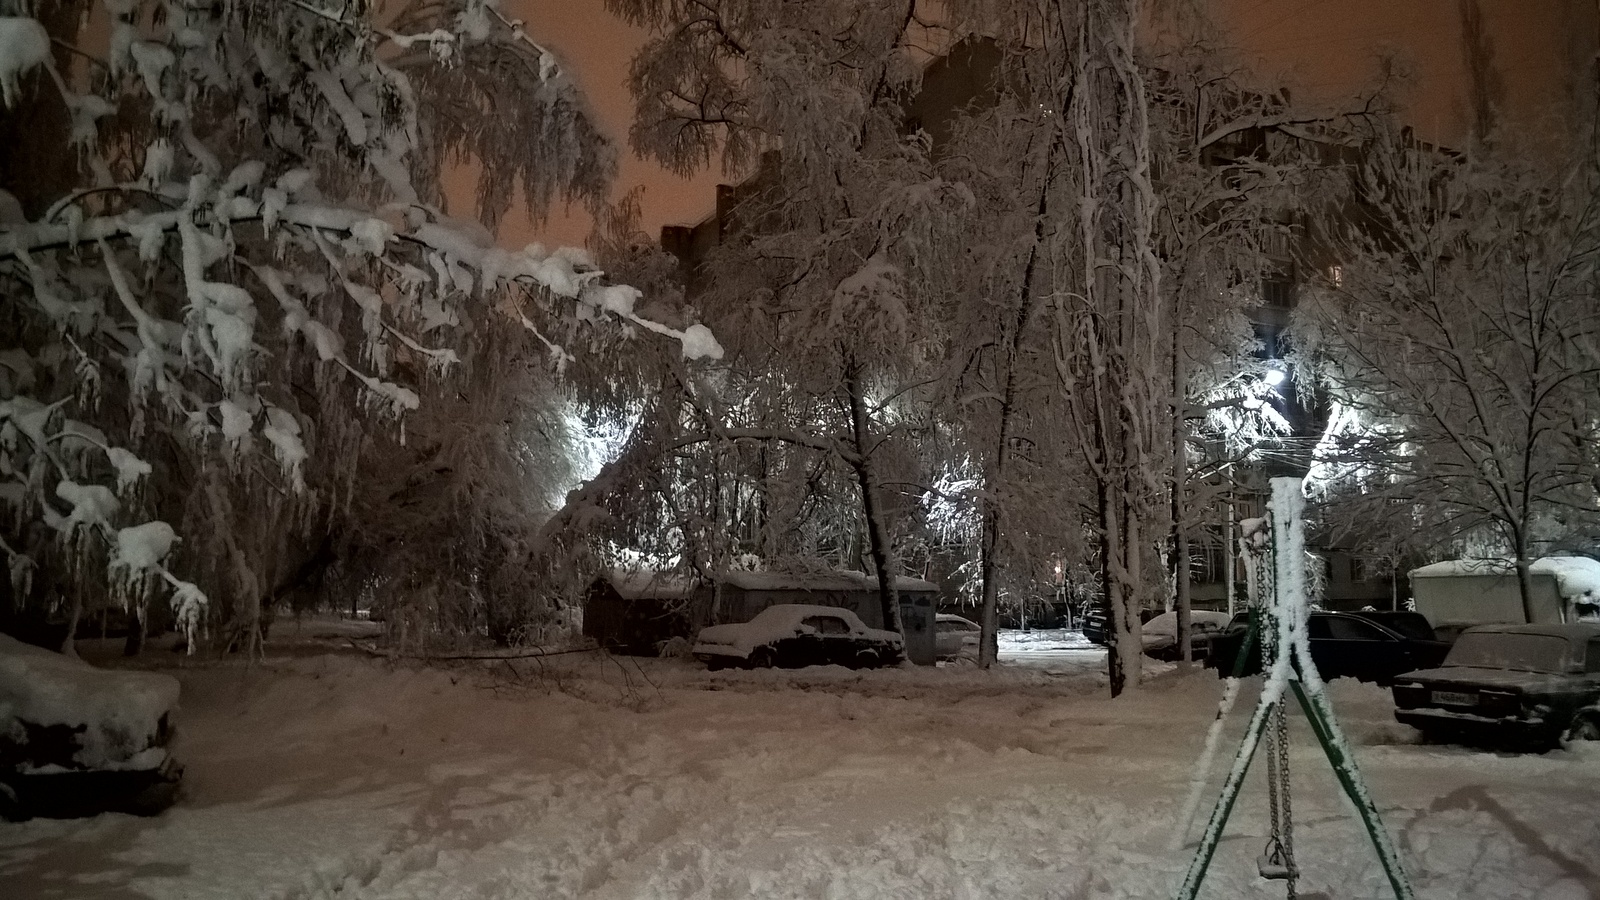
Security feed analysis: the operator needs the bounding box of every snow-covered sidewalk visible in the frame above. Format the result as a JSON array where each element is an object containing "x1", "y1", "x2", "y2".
[{"x1": 2, "y1": 639, "x2": 1596, "y2": 899}]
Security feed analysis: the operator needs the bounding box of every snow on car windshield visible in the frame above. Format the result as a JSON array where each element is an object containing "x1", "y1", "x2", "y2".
[{"x1": 1445, "y1": 632, "x2": 1572, "y2": 673}]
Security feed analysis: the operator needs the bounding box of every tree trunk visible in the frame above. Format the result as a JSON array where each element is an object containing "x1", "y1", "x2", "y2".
[
  {"x1": 1172, "y1": 333, "x2": 1192, "y2": 662},
  {"x1": 123, "y1": 610, "x2": 144, "y2": 657},
  {"x1": 1223, "y1": 488, "x2": 1236, "y2": 617},
  {"x1": 1513, "y1": 541, "x2": 1537, "y2": 624},
  {"x1": 1117, "y1": 494, "x2": 1146, "y2": 685},
  {"x1": 60, "y1": 590, "x2": 82, "y2": 658},
  {"x1": 976, "y1": 133, "x2": 1060, "y2": 669},
  {"x1": 1101, "y1": 483, "x2": 1126, "y2": 695},
  {"x1": 845, "y1": 364, "x2": 900, "y2": 634},
  {"x1": 978, "y1": 507, "x2": 1003, "y2": 667}
]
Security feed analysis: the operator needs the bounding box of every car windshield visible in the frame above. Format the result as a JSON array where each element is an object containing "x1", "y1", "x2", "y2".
[
  {"x1": 1444, "y1": 632, "x2": 1572, "y2": 673},
  {"x1": 1360, "y1": 614, "x2": 1435, "y2": 641}
]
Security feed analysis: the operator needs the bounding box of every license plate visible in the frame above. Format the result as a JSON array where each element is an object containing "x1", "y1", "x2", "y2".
[{"x1": 1433, "y1": 690, "x2": 1477, "y2": 706}]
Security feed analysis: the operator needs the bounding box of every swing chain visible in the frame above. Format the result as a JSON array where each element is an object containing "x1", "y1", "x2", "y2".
[
  {"x1": 1256, "y1": 534, "x2": 1298, "y2": 898},
  {"x1": 1275, "y1": 695, "x2": 1298, "y2": 897}
]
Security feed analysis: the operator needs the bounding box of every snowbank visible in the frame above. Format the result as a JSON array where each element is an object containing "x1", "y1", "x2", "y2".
[{"x1": 1, "y1": 635, "x2": 1597, "y2": 899}]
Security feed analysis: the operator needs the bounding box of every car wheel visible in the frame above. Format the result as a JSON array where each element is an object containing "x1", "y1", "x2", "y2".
[
  {"x1": 705, "y1": 657, "x2": 728, "y2": 672},
  {"x1": 125, "y1": 777, "x2": 182, "y2": 817},
  {"x1": 747, "y1": 647, "x2": 775, "y2": 669},
  {"x1": 1564, "y1": 714, "x2": 1600, "y2": 744},
  {"x1": 850, "y1": 650, "x2": 879, "y2": 670},
  {"x1": 0, "y1": 781, "x2": 25, "y2": 823}
]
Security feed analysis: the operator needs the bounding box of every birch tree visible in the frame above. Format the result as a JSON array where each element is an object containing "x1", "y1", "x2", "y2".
[{"x1": 932, "y1": 0, "x2": 1339, "y2": 689}]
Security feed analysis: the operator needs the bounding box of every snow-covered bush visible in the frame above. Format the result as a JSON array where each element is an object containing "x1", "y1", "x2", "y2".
[{"x1": 0, "y1": 0, "x2": 720, "y2": 654}]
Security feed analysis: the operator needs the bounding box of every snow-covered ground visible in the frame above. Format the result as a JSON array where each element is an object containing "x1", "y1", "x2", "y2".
[{"x1": 2, "y1": 622, "x2": 1597, "y2": 899}]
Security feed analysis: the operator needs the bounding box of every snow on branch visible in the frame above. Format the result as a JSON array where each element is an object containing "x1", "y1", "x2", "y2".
[{"x1": 0, "y1": 1, "x2": 720, "y2": 649}]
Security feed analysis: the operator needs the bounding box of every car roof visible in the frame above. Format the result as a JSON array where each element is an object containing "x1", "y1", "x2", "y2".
[
  {"x1": 936, "y1": 613, "x2": 977, "y2": 623},
  {"x1": 753, "y1": 603, "x2": 864, "y2": 620},
  {"x1": 1460, "y1": 622, "x2": 1600, "y2": 640}
]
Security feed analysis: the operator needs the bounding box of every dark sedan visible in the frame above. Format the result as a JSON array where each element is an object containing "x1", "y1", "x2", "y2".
[
  {"x1": 1392, "y1": 623, "x2": 1600, "y2": 749},
  {"x1": 1209, "y1": 610, "x2": 1453, "y2": 684}
]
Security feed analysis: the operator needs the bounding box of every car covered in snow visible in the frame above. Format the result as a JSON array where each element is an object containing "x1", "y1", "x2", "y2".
[
  {"x1": 1391, "y1": 622, "x2": 1600, "y2": 749},
  {"x1": 0, "y1": 634, "x2": 184, "y2": 820},
  {"x1": 935, "y1": 614, "x2": 981, "y2": 660},
  {"x1": 1140, "y1": 610, "x2": 1234, "y2": 662},
  {"x1": 692, "y1": 605, "x2": 903, "y2": 670}
]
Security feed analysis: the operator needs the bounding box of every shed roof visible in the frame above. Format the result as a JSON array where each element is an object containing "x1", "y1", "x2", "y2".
[
  {"x1": 1409, "y1": 557, "x2": 1600, "y2": 602},
  {"x1": 603, "y1": 569, "x2": 696, "y2": 600},
  {"x1": 718, "y1": 570, "x2": 938, "y2": 594}
]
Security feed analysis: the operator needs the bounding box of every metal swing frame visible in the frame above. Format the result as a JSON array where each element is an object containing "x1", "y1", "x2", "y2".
[{"x1": 1173, "y1": 477, "x2": 1415, "y2": 900}]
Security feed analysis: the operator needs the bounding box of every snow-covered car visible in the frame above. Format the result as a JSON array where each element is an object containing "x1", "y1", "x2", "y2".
[
  {"x1": 692, "y1": 605, "x2": 903, "y2": 670},
  {"x1": 0, "y1": 634, "x2": 184, "y2": 820},
  {"x1": 1391, "y1": 622, "x2": 1600, "y2": 749},
  {"x1": 935, "y1": 614, "x2": 981, "y2": 660},
  {"x1": 1140, "y1": 610, "x2": 1234, "y2": 662}
]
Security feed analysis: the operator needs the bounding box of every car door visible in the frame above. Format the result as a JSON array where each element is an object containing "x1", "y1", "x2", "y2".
[
  {"x1": 801, "y1": 614, "x2": 854, "y2": 666},
  {"x1": 936, "y1": 618, "x2": 977, "y2": 657},
  {"x1": 1309, "y1": 614, "x2": 1404, "y2": 682}
]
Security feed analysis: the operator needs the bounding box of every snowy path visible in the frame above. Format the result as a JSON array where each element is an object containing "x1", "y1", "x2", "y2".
[{"x1": 2, "y1": 640, "x2": 1597, "y2": 899}]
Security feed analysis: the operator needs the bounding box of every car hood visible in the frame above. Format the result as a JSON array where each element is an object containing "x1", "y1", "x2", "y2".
[
  {"x1": 1395, "y1": 665, "x2": 1577, "y2": 691},
  {"x1": 694, "y1": 622, "x2": 765, "y2": 651}
]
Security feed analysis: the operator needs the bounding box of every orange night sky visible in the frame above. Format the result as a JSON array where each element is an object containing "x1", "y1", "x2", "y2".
[{"x1": 483, "y1": 0, "x2": 1598, "y2": 250}]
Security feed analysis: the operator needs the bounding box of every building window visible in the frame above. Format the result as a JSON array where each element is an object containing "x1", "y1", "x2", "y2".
[{"x1": 1262, "y1": 279, "x2": 1294, "y2": 309}]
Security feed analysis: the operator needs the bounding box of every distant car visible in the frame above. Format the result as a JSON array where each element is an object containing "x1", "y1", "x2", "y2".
[
  {"x1": 1346, "y1": 610, "x2": 1441, "y2": 642},
  {"x1": 0, "y1": 634, "x2": 184, "y2": 821},
  {"x1": 692, "y1": 605, "x2": 904, "y2": 670},
  {"x1": 1208, "y1": 610, "x2": 1453, "y2": 684},
  {"x1": 1391, "y1": 623, "x2": 1600, "y2": 749},
  {"x1": 935, "y1": 614, "x2": 981, "y2": 660},
  {"x1": 1082, "y1": 603, "x2": 1173, "y2": 646},
  {"x1": 1141, "y1": 610, "x2": 1235, "y2": 662},
  {"x1": 1081, "y1": 602, "x2": 1109, "y2": 645}
]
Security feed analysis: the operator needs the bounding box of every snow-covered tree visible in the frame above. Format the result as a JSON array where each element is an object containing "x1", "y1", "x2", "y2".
[
  {"x1": 923, "y1": 0, "x2": 1339, "y2": 691},
  {"x1": 0, "y1": 0, "x2": 720, "y2": 654},
  {"x1": 610, "y1": 0, "x2": 972, "y2": 629},
  {"x1": 1295, "y1": 127, "x2": 1600, "y2": 619}
]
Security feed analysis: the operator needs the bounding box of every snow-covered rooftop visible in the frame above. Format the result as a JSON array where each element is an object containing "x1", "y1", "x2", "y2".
[
  {"x1": 603, "y1": 569, "x2": 697, "y2": 600},
  {"x1": 719, "y1": 569, "x2": 938, "y2": 594},
  {"x1": 1409, "y1": 556, "x2": 1600, "y2": 602}
]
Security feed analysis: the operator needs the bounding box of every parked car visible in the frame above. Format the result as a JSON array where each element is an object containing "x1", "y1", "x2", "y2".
[
  {"x1": 1346, "y1": 610, "x2": 1441, "y2": 642},
  {"x1": 0, "y1": 634, "x2": 184, "y2": 820},
  {"x1": 1081, "y1": 602, "x2": 1109, "y2": 645},
  {"x1": 935, "y1": 614, "x2": 981, "y2": 660},
  {"x1": 1208, "y1": 610, "x2": 1453, "y2": 684},
  {"x1": 692, "y1": 605, "x2": 904, "y2": 670},
  {"x1": 1081, "y1": 603, "x2": 1161, "y2": 646},
  {"x1": 1141, "y1": 610, "x2": 1235, "y2": 662},
  {"x1": 1391, "y1": 623, "x2": 1600, "y2": 749}
]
